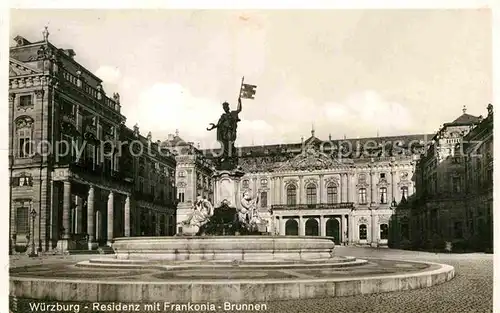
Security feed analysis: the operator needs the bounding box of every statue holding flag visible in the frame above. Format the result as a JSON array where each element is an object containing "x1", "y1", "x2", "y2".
[{"x1": 207, "y1": 77, "x2": 257, "y2": 170}]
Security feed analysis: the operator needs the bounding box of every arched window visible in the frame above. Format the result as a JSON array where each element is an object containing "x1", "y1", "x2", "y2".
[
  {"x1": 400, "y1": 186, "x2": 409, "y2": 200},
  {"x1": 286, "y1": 185, "x2": 297, "y2": 205},
  {"x1": 15, "y1": 116, "x2": 34, "y2": 158},
  {"x1": 327, "y1": 184, "x2": 338, "y2": 204},
  {"x1": 358, "y1": 188, "x2": 367, "y2": 204},
  {"x1": 306, "y1": 184, "x2": 317, "y2": 205},
  {"x1": 380, "y1": 224, "x2": 389, "y2": 240},
  {"x1": 379, "y1": 187, "x2": 387, "y2": 204},
  {"x1": 260, "y1": 192, "x2": 267, "y2": 207},
  {"x1": 359, "y1": 224, "x2": 367, "y2": 240}
]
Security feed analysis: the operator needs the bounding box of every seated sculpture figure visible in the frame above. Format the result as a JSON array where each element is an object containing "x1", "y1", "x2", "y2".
[
  {"x1": 179, "y1": 196, "x2": 214, "y2": 235},
  {"x1": 239, "y1": 190, "x2": 266, "y2": 232}
]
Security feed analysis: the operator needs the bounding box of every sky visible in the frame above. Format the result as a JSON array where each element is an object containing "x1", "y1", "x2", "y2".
[{"x1": 9, "y1": 9, "x2": 492, "y2": 148}]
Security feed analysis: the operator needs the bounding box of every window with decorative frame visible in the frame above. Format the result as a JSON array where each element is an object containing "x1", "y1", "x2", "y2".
[
  {"x1": 306, "y1": 184, "x2": 317, "y2": 205},
  {"x1": 260, "y1": 192, "x2": 267, "y2": 207},
  {"x1": 19, "y1": 95, "x2": 33, "y2": 107},
  {"x1": 400, "y1": 186, "x2": 409, "y2": 200},
  {"x1": 17, "y1": 128, "x2": 33, "y2": 158},
  {"x1": 12, "y1": 174, "x2": 33, "y2": 187},
  {"x1": 178, "y1": 189, "x2": 185, "y2": 203},
  {"x1": 379, "y1": 187, "x2": 387, "y2": 204},
  {"x1": 358, "y1": 188, "x2": 367, "y2": 204},
  {"x1": 16, "y1": 201, "x2": 31, "y2": 234},
  {"x1": 359, "y1": 224, "x2": 367, "y2": 240},
  {"x1": 380, "y1": 224, "x2": 389, "y2": 240},
  {"x1": 286, "y1": 185, "x2": 297, "y2": 205},
  {"x1": 327, "y1": 184, "x2": 338, "y2": 204}
]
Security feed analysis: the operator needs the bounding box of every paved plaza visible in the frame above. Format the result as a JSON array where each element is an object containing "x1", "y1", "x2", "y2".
[
  {"x1": 9, "y1": 247, "x2": 492, "y2": 313},
  {"x1": 267, "y1": 247, "x2": 493, "y2": 313}
]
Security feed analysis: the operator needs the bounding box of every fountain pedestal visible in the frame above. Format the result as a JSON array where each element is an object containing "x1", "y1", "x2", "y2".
[{"x1": 212, "y1": 168, "x2": 245, "y2": 209}]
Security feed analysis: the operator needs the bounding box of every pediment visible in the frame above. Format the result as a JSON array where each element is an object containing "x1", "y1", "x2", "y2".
[
  {"x1": 9, "y1": 58, "x2": 41, "y2": 77},
  {"x1": 278, "y1": 146, "x2": 340, "y2": 171}
]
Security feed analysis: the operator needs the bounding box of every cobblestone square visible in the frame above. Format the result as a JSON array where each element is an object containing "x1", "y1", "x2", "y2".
[{"x1": 9, "y1": 247, "x2": 493, "y2": 313}]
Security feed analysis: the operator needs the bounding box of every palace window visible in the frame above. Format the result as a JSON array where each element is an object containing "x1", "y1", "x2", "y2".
[
  {"x1": 380, "y1": 173, "x2": 386, "y2": 179},
  {"x1": 306, "y1": 184, "x2": 317, "y2": 205},
  {"x1": 379, "y1": 187, "x2": 387, "y2": 204},
  {"x1": 400, "y1": 186, "x2": 409, "y2": 201},
  {"x1": 17, "y1": 128, "x2": 33, "y2": 158},
  {"x1": 358, "y1": 188, "x2": 367, "y2": 204},
  {"x1": 19, "y1": 95, "x2": 33, "y2": 107},
  {"x1": 178, "y1": 189, "x2": 185, "y2": 203},
  {"x1": 12, "y1": 174, "x2": 33, "y2": 187},
  {"x1": 380, "y1": 224, "x2": 389, "y2": 240},
  {"x1": 242, "y1": 180, "x2": 249, "y2": 189},
  {"x1": 260, "y1": 192, "x2": 267, "y2": 207},
  {"x1": 286, "y1": 185, "x2": 297, "y2": 206},
  {"x1": 359, "y1": 224, "x2": 367, "y2": 240},
  {"x1": 16, "y1": 201, "x2": 31, "y2": 234},
  {"x1": 327, "y1": 184, "x2": 338, "y2": 204},
  {"x1": 178, "y1": 171, "x2": 186, "y2": 178},
  {"x1": 260, "y1": 178, "x2": 268, "y2": 187}
]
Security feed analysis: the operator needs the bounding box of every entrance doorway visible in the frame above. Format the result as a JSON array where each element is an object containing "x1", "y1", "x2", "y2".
[
  {"x1": 285, "y1": 219, "x2": 299, "y2": 235},
  {"x1": 305, "y1": 218, "x2": 319, "y2": 236},
  {"x1": 326, "y1": 218, "x2": 340, "y2": 244}
]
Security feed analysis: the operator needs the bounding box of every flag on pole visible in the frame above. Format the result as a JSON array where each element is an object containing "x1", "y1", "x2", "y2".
[{"x1": 240, "y1": 83, "x2": 257, "y2": 99}]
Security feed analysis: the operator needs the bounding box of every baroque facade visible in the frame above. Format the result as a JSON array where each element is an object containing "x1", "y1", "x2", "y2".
[
  {"x1": 175, "y1": 130, "x2": 431, "y2": 246},
  {"x1": 9, "y1": 31, "x2": 177, "y2": 254},
  {"x1": 391, "y1": 105, "x2": 493, "y2": 251}
]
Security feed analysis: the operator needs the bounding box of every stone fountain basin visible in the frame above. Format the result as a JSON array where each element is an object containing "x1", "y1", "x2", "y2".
[{"x1": 112, "y1": 236, "x2": 335, "y2": 261}]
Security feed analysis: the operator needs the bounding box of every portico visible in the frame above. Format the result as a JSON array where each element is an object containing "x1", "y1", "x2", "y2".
[
  {"x1": 52, "y1": 167, "x2": 133, "y2": 251},
  {"x1": 272, "y1": 204, "x2": 352, "y2": 244}
]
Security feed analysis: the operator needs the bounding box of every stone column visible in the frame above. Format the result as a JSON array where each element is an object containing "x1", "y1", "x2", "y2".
[
  {"x1": 341, "y1": 173, "x2": 348, "y2": 203},
  {"x1": 62, "y1": 181, "x2": 71, "y2": 239},
  {"x1": 280, "y1": 217, "x2": 286, "y2": 235},
  {"x1": 349, "y1": 173, "x2": 355, "y2": 203},
  {"x1": 348, "y1": 214, "x2": 354, "y2": 244},
  {"x1": 298, "y1": 176, "x2": 303, "y2": 204},
  {"x1": 279, "y1": 177, "x2": 283, "y2": 204},
  {"x1": 299, "y1": 216, "x2": 305, "y2": 236},
  {"x1": 320, "y1": 215, "x2": 326, "y2": 236},
  {"x1": 124, "y1": 195, "x2": 130, "y2": 237},
  {"x1": 275, "y1": 216, "x2": 280, "y2": 235},
  {"x1": 107, "y1": 191, "x2": 114, "y2": 246},
  {"x1": 341, "y1": 215, "x2": 347, "y2": 244},
  {"x1": 252, "y1": 177, "x2": 257, "y2": 194},
  {"x1": 269, "y1": 177, "x2": 274, "y2": 205},
  {"x1": 371, "y1": 210, "x2": 378, "y2": 247},
  {"x1": 319, "y1": 175, "x2": 324, "y2": 203},
  {"x1": 87, "y1": 187, "x2": 95, "y2": 250},
  {"x1": 370, "y1": 171, "x2": 376, "y2": 204},
  {"x1": 391, "y1": 170, "x2": 397, "y2": 202},
  {"x1": 75, "y1": 195, "x2": 83, "y2": 233}
]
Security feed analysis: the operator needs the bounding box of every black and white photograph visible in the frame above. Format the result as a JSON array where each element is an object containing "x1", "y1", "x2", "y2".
[{"x1": 5, "y1": 5, "x2": 495, "y2": 313}]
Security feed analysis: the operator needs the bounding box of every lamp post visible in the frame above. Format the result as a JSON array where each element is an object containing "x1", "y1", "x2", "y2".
[{"x1": 29, "y1": 207, "x2": 38, "y2": 257}]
